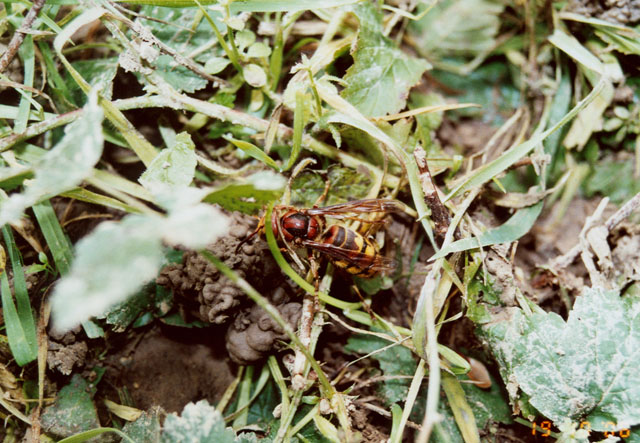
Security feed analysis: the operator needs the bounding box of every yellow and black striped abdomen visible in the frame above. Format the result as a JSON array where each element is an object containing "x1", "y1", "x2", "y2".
[{"x1": 320, "y1": 225, "x2": 379, "y2": 277}]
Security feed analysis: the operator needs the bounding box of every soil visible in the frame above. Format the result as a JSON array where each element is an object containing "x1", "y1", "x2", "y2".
[
  {"x1": 102, "y1": 326, "x2": 235, "y2": 413},
  {"x1": 567, "y1": 0, "x2": 640, "y2": 25}
]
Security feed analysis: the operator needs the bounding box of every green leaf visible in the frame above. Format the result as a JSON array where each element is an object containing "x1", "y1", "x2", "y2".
[
  {"x1": 1, "y1": 226, "x2": 38, "y2": 366},
  {"x1": 203, "y1": 171, "x2": 285, "y2": 214},
  {"x1": 66, "y1": 57, "x2": 119, "y2": 105},
  {"x1": 409, "y1": 0, "x2": 504, "y2": 60},
  {"x1": 243, "y1": 63, "x2": 267, "y2": 88},
  {"x1": 50, "y1": 205, "x2": 229, "y2": 332},
  {"x1": 136, "y1": 5, "x2": 225, "y2": 60},
  {"x1": 140, "y1": 131, "x2": 197, "y2": 191},
  {"x1": 481, "y1": 287, "x2": 640, "y2": 432},
  {"x1": 461, "y1": 370, "x2": 512, "y2": 428},
  {"x1": 431, "y1": 63, "x2": 521, "y2": 125},
  {"x1": 548, "y1": 30, "x2": 604, "y2": 75},
  {"x1": 57, "y1": 428, "x2": 135, "y2": 443},
  {"x1": 341, "y1": 2, "x2": 431, "y2": 117},
  {"x1": 133, "y1": 5, "x2": 225, "y2": 92},
  {"x1": 0, "y1": 91, "x2": 104, "y2": 226},
  {"x1": 102, "y1": 282, "x2": 165, "y2": 331},
  {"x1": 123, "y1": 408, "x2": 162, "y2": 442},
  {"x1": 584, "y1": 159, "x2": 640, "y2": 205},
  {"x1": 15, "y1": 35, "x2": 35, "y2": 134},
  {"x1": 161, "y1": 400, "x2": 258, "y2": 443},
  {"x1": 290, "y1": 165, "x2": 374, "y2": 208},
  {"x1": 247, "y1": 377, "x2": 280, "y2": 429},
  {"x1": 223, "y1": 136, "x2": 280, "y2": 170},
  {"x1": 441, "y1": 372, "x2": 480, "y2": 443},
  {"x1": 345, "y1": 334, "x2": 417, "y2": 405},
  {"x1": 204, "y1": 57, "x2": 231, "y2": 74},
  {"x1": 431, "y1": 201, "x2": 543, "y2": 259},
  {"x1": 32, "y1": 200, "x2": 73, "y2": 275},
  {"x1": 151, "y1": 55, "x2": 208, "y2": 93},
  {"x1": 40, "y1": 375, "x2": 100, "y2": 439},
  {"x1": 444, "y1": 78, "x2": 607, "y2": 201}
]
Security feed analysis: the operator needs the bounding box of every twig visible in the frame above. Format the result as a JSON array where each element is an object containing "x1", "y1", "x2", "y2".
[
  {"x1": 0, "y1": 0, "x2": 46, "y2": 74},
  {"x1": 104, "y1": 4, "x2": 229, "y2": 87},
  {"x1": 413, "y1": 145, "x2": 451, "y2": 240},
  {"x1": 357, "y1": 400, "x2": 422, "y2": 431},
  {"x1": 549, "y1": 191, "x2": 640, "y2": 270}
]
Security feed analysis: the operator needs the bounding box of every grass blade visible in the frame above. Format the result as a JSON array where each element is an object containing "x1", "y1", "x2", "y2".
[
  {"x1": 431, "y1": 201, "x2": 544, "y2": 259},
  {"x1": 32, "y1": 201, "x2": 73, "y2": 275},
  {"x1": 15, "y1": 35, "x2": 36, "y2": 133},
  {"x1": 1, "y1": 226, "x2": 38, "y2": 366},
  {"x1": 223, "y1": 135, "x2": 280, "y2": 170},
  {"x1": 444, "y1": 78, "x2": 607, "y2": 201},
  {"x1": 283, "y1": 90, "x2": 305, "y2": 171},
  {"x1": 441, "y1": 372, "x2": 480, "y2": 443}
]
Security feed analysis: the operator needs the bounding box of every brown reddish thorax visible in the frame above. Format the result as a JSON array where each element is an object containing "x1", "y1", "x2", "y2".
[{"x1": 272, "y1": 209, "x2": 323, "y2": 244}]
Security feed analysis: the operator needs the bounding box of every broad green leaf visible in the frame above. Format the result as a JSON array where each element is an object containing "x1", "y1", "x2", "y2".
[
  {"x1": 460, "y1": 370, "x2": 512, "y2": 428},
  {"x1": 428, "y1": 63, "x2": 521, "y2": 124},
  {"x1": 342, "y1": 3, "x2": 431, "y2": 117},
  {"x1": 0, "y1": 91, "x2": 104, "y2": 226},
  {"x1": 102, "y1": 282, "x2": 171, "y2": 331},
  {"x1": 50, "y1": 205, "x2": 229, "y2": 332},
  {"x1": 409, "y1": 0, "x2": 504, "y2": 60},
  {"x1": 66, "y1": 57, "x2": 118, "y2": 105},
  {"x1": 481, "y1": 287, "x2": 640, "y2": 432},
  {"x1": 136, "y1": 5, "x2": 225, "y2": 61},
  {"x1": 246, "y1": 378, "x2": 280, "y2": 430},
  {"x1": 203, "y1": 171, "x2": 285, "y2": 214},
  {"x1": 431, "y1": 201, "x2": 543, "y2": 259},
  {"x1": 290, "y1": 166, "x2": 373, "y2": 207},
  {"x1": 205, "y1": 57, "x2": 231, "y2": 74},
  {"x1": 161, "y1": 400, "x2": 258, "y2": 443},
  {"x1": 123, "y1": 408, "x2": 162, "y2": 442},
  {"x1": 243, "y1": 63, "x2": 267, "y2": 88},
  {"x1": 40, "y1": 375, "x2": 100, "y2": 438},
  {"x1": 139, "y1": 131, "x2": 197, "y2": 191},
  {"x1": 584, "y1": 159, "x2": 640, "y2": 205},
  {"x1": 133, "y1": 6, "x2": 225, "y2": 92},
  {"x1": 345, "y1": 334, "x2": 417, "y2": 405},
  {"x1": 151, "y1": 56, "x2": 208, "y2": 93}
]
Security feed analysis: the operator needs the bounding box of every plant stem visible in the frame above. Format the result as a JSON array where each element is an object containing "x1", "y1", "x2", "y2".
[{"x1": 0, "y1": 0, "x2": 46, "y2": 74}]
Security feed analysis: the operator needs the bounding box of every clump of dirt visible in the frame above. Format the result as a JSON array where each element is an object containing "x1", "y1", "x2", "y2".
[
  {"x1": 226, "y1": 287, "x2": 302, "y2": 365},
  {"x1": 105, "y1": 326, "x2": 235, "y2": 413},
  {"x1": 47, "y1": 327, "x2": 88, "y2": 376},
  {"x1": 158, "y1": 212, "x2": 281, "y2": 324},
  {"x1": 47, "y1": 342, "x2": 88, "y2": 376},
  {"x1": 567, "y1": 0, "x2": 640, "y2": 25},
  {"x1": 157, "y1": 211, "x2": 303, "y2": 364}
]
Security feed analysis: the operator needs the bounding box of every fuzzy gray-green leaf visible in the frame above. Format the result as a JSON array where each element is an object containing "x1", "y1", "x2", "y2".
[
  {"x1": 342, "y1": 3, "x2": 430, "y2": 117},
  {"x1": 482, "y1": 287, "x2": 640, "y2": 432}
]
